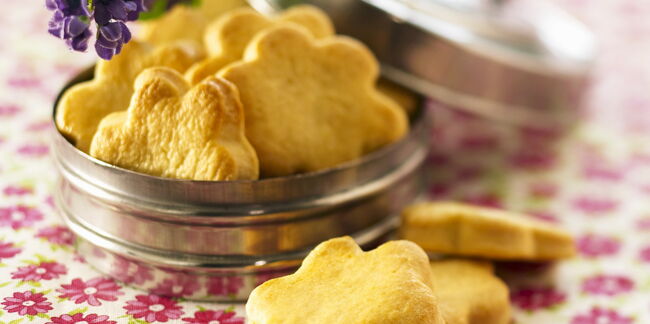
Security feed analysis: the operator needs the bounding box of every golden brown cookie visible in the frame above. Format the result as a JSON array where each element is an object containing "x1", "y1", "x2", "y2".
[
  {"x1": 89, "y1": 67, "x2": 259, "y2": 181},
  {"x1": 137, "y1": 0, "x2": 246, "y2": 46},
  {"x1": 220, "y1": 25, "x2": 408, "y2": 177},
  {"x1": 186, "y1": 5, "x2": 334, "y2": 84},
  {"x1": 400, "y1": 202, "x2": 576, "y2": 260},
  {"x1": 55, "y1": 40, "x2": 203, "y2": 152},
  {"x1": 430, "y1": 259, "x2": 511, "y2": 324},
  {"x1": 246, "y1": 236, "x2": 444, "y2": 324},
  {"x1": 377, "y1": 79, "x2": 419, "y2": 115}
]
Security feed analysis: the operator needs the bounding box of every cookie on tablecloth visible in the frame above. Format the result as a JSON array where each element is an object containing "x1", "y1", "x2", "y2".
[
  {"x1": 219, "y1": 25, "x2": 408, "y2": 177},
  {"x1": 246, "y1": 236, "x2": 444, "y2": 324},
  {"x1": 431, "y1": 259, "x2": 511, "y2": 324},
  {"x1": 90, "y1": 67, "x2": 258, "y2": 181},
  {"x1": 55, "y1": 40, "x2": 203, "y2": 152},
  {"x1": 400, "y1": 202, "x2": 576, "y2": 260}
]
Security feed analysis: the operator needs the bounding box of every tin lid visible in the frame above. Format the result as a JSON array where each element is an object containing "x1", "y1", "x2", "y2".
[{"x1": 249, "y1": 0, "x2": 597, "y2": 129}]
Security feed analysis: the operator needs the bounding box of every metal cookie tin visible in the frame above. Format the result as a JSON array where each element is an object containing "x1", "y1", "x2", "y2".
[{"x1": 52, "y1": 68, "x2": 430, "y2": 301}]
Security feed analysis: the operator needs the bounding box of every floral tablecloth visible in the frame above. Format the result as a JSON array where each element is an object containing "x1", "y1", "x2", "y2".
[{"x1": 2, "y1": 0, "x2": 650, "y2": 323}]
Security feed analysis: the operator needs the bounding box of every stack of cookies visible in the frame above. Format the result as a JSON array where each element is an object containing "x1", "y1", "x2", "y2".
[
  {"x1": 248, "y1": 201, "x2": 576, "y2": 324},
  {"x1": 55, "y1": 3, "x2": 410, "y2": 180}
]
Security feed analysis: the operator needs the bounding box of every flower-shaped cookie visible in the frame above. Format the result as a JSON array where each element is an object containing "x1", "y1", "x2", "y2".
[
  {"x1": 377, "y1": 79, "x2": 419, "y2": 115},
  {"x1": 55, "y1": 40, "x2": 204, "y2": 152},
  {"x1": 220, "y1": 25, "x2": 408, "y2": 177},
  {"x1": 430, "y1": 259, "x2": 511, "y2": 324},
  {"x1": 400, "y1": 202, "x2": 576, "y2": 260},
  {"x1": 186, "y1": 5, "x2": 334, "y2": 84},
  {"x1": 89, "y1": 67, "x2": 259, "y2": 181},
  {"x1": 137, "y1": 0, "x2": 245, "y2": 46},
  {"x1": 246, "y1": 236, "x2": 444, "y2": 324}
]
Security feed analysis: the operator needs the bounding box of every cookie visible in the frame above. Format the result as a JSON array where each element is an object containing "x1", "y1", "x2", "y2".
[
  {"x1": 186, "y1": 5, "x2": 334, "y2": 84},
  {"x1": 138, "y1": 0, "x2": 245, "y2": 46},
  {"x1": 400, "y1": 202, "x2": 576, "y2": 260},
  {"x1": 219, "y1": 25, "x2": 408, "y2": 177},
  {"x1": 377, "y1": 79, "x2": 419, "y2": 115},
  {"x1": 430, "y1": 259, "x2": 510, "y2": 324},
  {"x1": 56, "y1": 40, "x2": 204, "y2": 152},
  {"x1": 246, "y1": 236, "x2": 444, "y2": 324},
  {"x1": 89, "y1": 67, "x2": 259, "y2": 181}
]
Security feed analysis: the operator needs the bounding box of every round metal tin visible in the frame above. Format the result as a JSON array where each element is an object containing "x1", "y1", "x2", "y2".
[{"x1": 52, "y1": 68, "x2": 430, "y2": 301}]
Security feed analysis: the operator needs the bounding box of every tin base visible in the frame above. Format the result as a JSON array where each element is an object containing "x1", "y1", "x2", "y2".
[{"x1": 61, "y1": 200, "x2": 399, "y2": 302}]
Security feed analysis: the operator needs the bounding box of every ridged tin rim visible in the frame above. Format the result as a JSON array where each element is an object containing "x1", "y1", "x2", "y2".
[{"x1": 52, "y1": 67, "x2": 428, "y2": 210}]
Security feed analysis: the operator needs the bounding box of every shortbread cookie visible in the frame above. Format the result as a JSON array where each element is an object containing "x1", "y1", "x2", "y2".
[
  {"x1": 246, "y1": 237, "x2": 444, "y2": 324},
  {"x1": 186, "y1": 5, "x2": 334, "y2": 84},
  {"x1": 56, "y1": 40, "x2": 203, "y2": 152},
  {"x1": 89, "y1": 67, "x2": 259, "y2": 181},
  {"x1": 377, "y1": 79, "x2": 419, "y2": 115},
  {"x1": 430, "y1": 259, "x2": 511, "y2": 324},
  {"x1": 138, "y1": 0, "x2": 245, "y2": 46},
  {"x1": 220, "y1": 25, "x2": 408, "y2": 177},
  {"x1": 400, "y1": 202, "x2": 576, "y2": 260}
]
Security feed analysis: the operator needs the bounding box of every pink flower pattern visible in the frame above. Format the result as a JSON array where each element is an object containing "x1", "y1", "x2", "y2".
[
  {"x1": 36, "y1": 225, "x2": 75, "y2": 245},
  {"x1": 527, "y1": 210, "x2": 560, "y2": 223},
  {"x1": 207, "y1": 277, "x2": 244, "y2": 296},
  {"x1": 2, "y1": 291, "x2": 52, "y2": 316},
  {"x1": 510, "y1": 287, "x2": 567, "y2": 311},
  {"x1": 3, "y1": 185, "x2": 32, "y2": 196},
  {"x1": 638, "y1": 246, "x2": 650, "y2": 263},
  {"x1": 255, "y1": 272, "x2": 288, "y2": 286},
  {"x1": 123, "y1": 294, "x2": 184, "y2": 322},
  {"x1": 571, "y1": 307, "x2": 634, "y2": 324},
  {"x1": 458, "y1": 134, "x2": 499, "y2": 150},
  {"x1": 573, "y1": 197, "x2": 619, "y2": 215},
  {"x1": 57, "y1": 277, "x2": 124, "y2": 306},
  {"x1": 16, "y1": 144, "x2": 49, "y2": 157},
  {"x1": 577, "y1": 234, "x2": 621, "y2": 258},
  {"x1": 151, "y1": 275, "x2": 200, "y2": 298},
  {"x1": 47, "y1": 313, "x2": 116, "y2": 324},
  {"x1": 528, "y1": 182, "x2": 558, "y2": 199},
  {"x1": 25, "y1": 121, "x2": 52, "y2": 132},
  {"x1": 11, "y1": 261, "x2": 67, "y2": 281},
  {"x1": 582, "y1": 275, "x2": 634, "y2": 296},
  {"x1": 461, "y1": 193, "x2": 503, "y2": 208},
  {"x1": 636, "y1": 218, "x2": 650, "y2": 230},
  {"x1": 509, "y1": 149, "x2": 556, "y2": 170},
  {"x1": 582, "y1": 165, "x2": 625, "y2": 182},
  {"x1": 110, "y1": 257, "x2": 153, "y2": 285},
  {"x1": 0, "y1": 205, "x2": 43, "y2": 229},
  {"x1": 182, "y1": 310, "x2": 245, "y2": 324},
  {"x1": 0, "y1": 241, "x2": 21, "y2": 259},
  {"x1": 0, "y1": 104, "x2": 20, "y2": 117}
]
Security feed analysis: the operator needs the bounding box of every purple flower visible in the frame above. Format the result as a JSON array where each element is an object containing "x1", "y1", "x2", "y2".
[
  {"x1": 94, "y1": 0, "x2": 139, "y2": 25},
  {"x1": 46, "y1": 0, "x2": 91, "y2": 17},
  {"x1": 95, "y1": 21, "x2": 131, "y2": 60},
  {"x1": 45, "y1": 0, "x2": 143, "y2": 60},
  {"x1": 46, "y1": 0, "x2": 196, "y2": 60},
  {"x1": 47, "y1": 0, "x2": 93, "y2": 52}
]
